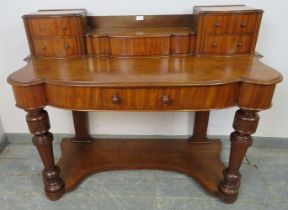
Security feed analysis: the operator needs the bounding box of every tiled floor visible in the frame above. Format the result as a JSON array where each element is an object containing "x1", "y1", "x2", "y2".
[{"x1": 0, "y1": 138, "x2": 288, "y2": 210}]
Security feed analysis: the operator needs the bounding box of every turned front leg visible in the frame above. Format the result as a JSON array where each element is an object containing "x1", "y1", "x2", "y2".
[
  {"x1": 26, "y1": 108, "x2": 65, "y2": 200},
  {"x1": 218, "y1": 109, "x2": 259, "y2": 203}
]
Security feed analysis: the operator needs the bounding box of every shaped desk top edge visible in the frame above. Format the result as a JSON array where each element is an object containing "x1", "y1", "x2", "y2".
[{"x1": 8, "y1": 55, "x2": 282, "y2": 112}]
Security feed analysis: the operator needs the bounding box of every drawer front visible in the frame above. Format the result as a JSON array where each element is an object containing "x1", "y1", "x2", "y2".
[
  {"x1": 28, "y1": 17, "x2": 80, "y2": 36},
  {"x1": 203, "y1": 13, "x2": 257, "y2": 35},
  {"x1": 101, "y1": 88, "x2": 179, "y2": 110},
  {"x1": 180, "y1": 84, "x2": 238, "y2": 110},
  {"x1": 203, "y1": 35, "x2": 252, "y2": 54},
  {"x1": 231, "y1": 14, "x2": 258, "y2": 34},
  {"x1": 110, "y1": 37, "x2": 170, "y2": 56},
  {"x1": 203, "y1": 15, "x2": 231, "y2": 34},
  {"x1": 45, "y1": 85, "x2": 102, "y2": 110},
  {"x1": 33, "y1": 37, "x2": 81, "y2": 57},
  {"x1": 87, "y1": 35, "x2": 196, "y2": 56}
]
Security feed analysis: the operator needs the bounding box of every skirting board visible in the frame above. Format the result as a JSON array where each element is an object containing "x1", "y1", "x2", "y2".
[
  {"x1": 3, "y1": 133, "x2": 288, "y2": 149},
  {"x1": 0, "y1": 134, "x2": 9, "y2": 154}
]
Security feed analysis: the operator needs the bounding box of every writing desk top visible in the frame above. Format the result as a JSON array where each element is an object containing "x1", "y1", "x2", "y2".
[{"x1": 8, "y1": 55, "x2": 282, "y2": 87}]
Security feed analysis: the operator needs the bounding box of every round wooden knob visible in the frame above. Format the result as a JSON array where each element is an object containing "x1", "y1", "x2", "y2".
[
  {"x1": 41, "y1": 45, "x2": 47, "y2": 50},
  {"x1": 61, "y1": 25, "x2": 68, "y2": 30},
  {"x1": 237, "y1": 42, "x2": 243, "y2": 47},
  {"x1": 212, "y1": 43, "x2": 218, "y2": 48},
  {"x1": 64, "y1": 44, "x2": 70, "y2": 49},
  {"x1": 112, "y1": 95, "x2": 121, "y2": 104},
  {"x1": 240, "y1": 23, "x2": 247, "y2": 27},
  {"x1": 162, "y1": 96, "x2": 171, "y2": 104},
  {"x1": 214, "y1": 22, "x2": 221, "y2": 27}
]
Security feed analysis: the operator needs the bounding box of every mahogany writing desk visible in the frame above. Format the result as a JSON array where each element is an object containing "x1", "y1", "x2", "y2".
[{"x1": 8, "y1": 5, "x2": 282, "y2": 203}]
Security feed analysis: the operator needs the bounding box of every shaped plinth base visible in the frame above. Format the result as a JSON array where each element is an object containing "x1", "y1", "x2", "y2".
[{"x1": 57, "y1": 138, "x2": 228, "y2": 202}]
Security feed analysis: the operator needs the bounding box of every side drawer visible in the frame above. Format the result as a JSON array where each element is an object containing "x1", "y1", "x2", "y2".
[
  {"x1": 203, "y1": 15, "x2": 231, "y2": 34},
  {"x1": 203, "y1": 13, "x2": 258, "y2": 35},
  {"x1": 230, "y1": 13, "x2": 258, "y2": 34},
  {"x1": 203, "y1": 35, "x2": 252, "y2": 54},
  {"x1": 28, "y1": 17, "x2": 80, "y2": 36},
  {"x1": 101, "y1": 88, "x2": 179, "y2": 110},
  {"x1": 32, "y1": 37, "x2": 81, "y2": 57}
]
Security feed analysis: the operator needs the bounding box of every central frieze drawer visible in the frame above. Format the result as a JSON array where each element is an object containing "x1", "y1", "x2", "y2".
[{"x1": 101, "y1": 88, "x2": 179, "y2": 109}]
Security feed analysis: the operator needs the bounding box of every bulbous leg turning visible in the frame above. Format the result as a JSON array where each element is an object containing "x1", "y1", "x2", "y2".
[
  {"x1": 218, "y1": 109, "x2": 259, "y2": 203},
  {"x1": 26, "y1": 108, "x2": 65, "y2": 200}
]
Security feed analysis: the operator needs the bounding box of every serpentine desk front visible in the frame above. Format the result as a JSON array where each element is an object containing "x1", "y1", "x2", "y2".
[{"x1": 7, "y1": 6, "x2": 283, "y2": 203}]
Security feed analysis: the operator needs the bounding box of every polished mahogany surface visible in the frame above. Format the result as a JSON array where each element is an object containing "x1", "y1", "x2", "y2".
[
  {"x1": 58, "y1": 138, "x2": 224, "y2": 195},
  {"x1": 8, "y1": 55, "x2": 282, "y2": 112},
  {"x1": 8, "y1": 56, "x2": 282, "y2": 87}
]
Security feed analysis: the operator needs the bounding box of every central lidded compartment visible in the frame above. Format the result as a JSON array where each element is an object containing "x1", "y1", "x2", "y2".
[
  {"x1": 86, "y1": 27, "x2": 196, "y2": 56},
  {"x1": 85, "y1": 15, "x2": 196, "y2": 56}
]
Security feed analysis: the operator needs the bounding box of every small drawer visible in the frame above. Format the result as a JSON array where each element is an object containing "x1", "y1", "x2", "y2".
[
  {"x1": 203, "y1": 15, "x2": 231, "y2": 34},
  {"x1": 28, "y1": 17, "x2": 79, "y2": 36},
  {"x1": 101, "y1": 88, "x2": 179, "y2": 110},
  {"x1": 203, "y1": 35, "x2": 252, "y2": 54},
  {"x1": 231, "y1": 14, "x2": 258, "y2": 34},
  {"x1": 203, "y1": 13, "x2": 258, "y2": 35},
  {"x1": 33, "y1": 37, "x2": 81, "y2": 57}
]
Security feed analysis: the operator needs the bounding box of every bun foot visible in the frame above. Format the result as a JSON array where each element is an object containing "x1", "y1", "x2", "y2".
[
  {"x1": 216, "y1": 190, "x2": 237, "y2": 204},
  {"x1": 45, "y1": 186, "x2": 65, "y2": 201}
]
